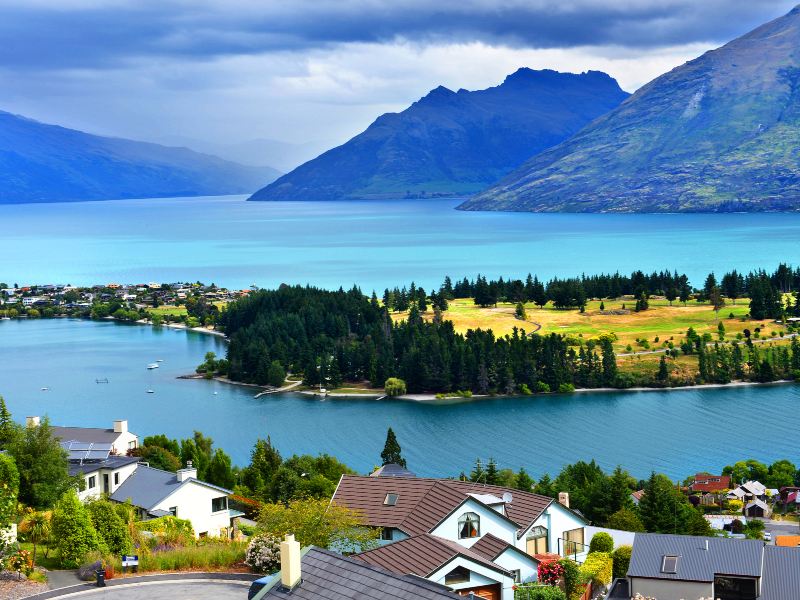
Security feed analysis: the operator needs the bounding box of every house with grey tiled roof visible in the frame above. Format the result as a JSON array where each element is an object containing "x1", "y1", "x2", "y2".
[
  {"x1": 252, "y1": 535, "x2": 463, "y2": 600},
  {"x1": 110, "y1": 462, "x2": 242, "y2": 538}
]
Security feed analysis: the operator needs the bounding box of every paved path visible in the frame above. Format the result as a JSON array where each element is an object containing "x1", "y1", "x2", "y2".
[
  {"x1": 25, "y1": 573, "x2": 256, "y2": 600},
  {"x1": 46, "y1": 570, "x2": 81, "y2": 591}
]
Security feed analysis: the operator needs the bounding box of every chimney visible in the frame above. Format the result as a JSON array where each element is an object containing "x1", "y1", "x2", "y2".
[
  {"x1": 705, "y1": 540, "x2": 709, "y2": 551},
  {"x1": 176, "y1": 460, "x2": 197, "y2": 482},
  {"x1": 280, "y1": 534, "x2": 302, "y2": 590},
  {"x1": 26, "y1": 416, "x2": 40, "y2": 428},
  {"x1": 113, "y1": 419, "x2": 128, "y2": 434},
  {"x1": 558, "y1": 492, "x2": 570, "y2": 508}
]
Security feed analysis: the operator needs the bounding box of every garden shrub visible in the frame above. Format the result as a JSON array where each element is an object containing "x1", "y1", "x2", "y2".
[
  {"x1": 514, "y1": 585, "x2": 567, "y2": 600},
  {"x1": 86, "y1": 499, "x2": 132, "y2": 555},
  {"x1": 557, "y1": 383, "x2": 575, "y2": 393},
  {"x1": 558, "y1": 558, "x2": 584, "y2": 600},
  {"x1": 612, "y1": 545, "x2": 632, "y2": 579},
  {"x1": 580, "y1": 551, "x2": 612, "y2": 586},
  {"x1": 535, "y1": 381, "x2": 550, "y2": 393},
  {"x1": 244, "y1": 533, "x2": 281, "y2": 573},
  {"x1": 588, "y1": 532, "x2": 613, "y2": 554},
  {"x1": 51, "y1": 490, "x2": 100, "y2": 568},
  {"x1": 136, "y1": 515, "x2": 194, "y2": 545}
]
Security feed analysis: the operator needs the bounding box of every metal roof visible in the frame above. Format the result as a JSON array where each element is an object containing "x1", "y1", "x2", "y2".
[
  {"x1": 68, "y1": 455, "x2": 140, "y2": 477},
  {"x1": 109, "y1": 465, "x2": 231, "y2": 509},
  {"x1": 254, "y1": 546, "x2": 464, "y2": 600},
  {"x1": 51, "y1": 426, "x2": 123, "y2": 444},
  {"x1": 356, "y1": 533, "x2": 511, "y2": 578},
  {"x1": 761, "y1": 545, "x2": 800, "y2": 600},
  {"x1": 628, "y1": 533, "x2": 763, "y2": 582}
]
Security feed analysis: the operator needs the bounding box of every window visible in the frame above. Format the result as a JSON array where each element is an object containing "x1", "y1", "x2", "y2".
[
  {"x1": 384, "y1": 493, "x2": 399, "y2": 506},
  {"x1": 381, "y1": 528, "x2": 393, "y2": 541},
  {"x1": 88, "y1": 475, "x2": 97, "y2": 489},
  {"x1": 563, "y1": 527, "x2": 585, "y2": 556},
  {"x1": 128, "y1": 440, "x2": 137, "y2": 450},
  {"x1": 526, "y1": 526, "x2": 548, "y2": 555},
  {"x1": 661, "y1": 555, "x2": 679, "y2": 574},
  {"x1": 211, "y1": 496, "x2": 228, "y2": 513},
  {"x1": 458, "y1": 512, "x2": 480, "y2": 539},
  {"x1": 714, "y1": 576, "x2": 757, "y2": 600},
  {"x1": 114, "y1": 472, "x2": 120, "y2": 485},
  {"x1": 168, "y1": 507, "x2": 177, "y2": 517},
  {"x1": 444, "y1": 566, "x2": 470, "y2": 585}
]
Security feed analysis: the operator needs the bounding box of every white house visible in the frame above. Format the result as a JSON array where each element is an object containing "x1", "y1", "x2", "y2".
[
  {"x1": 65, "y1": 447, "x2": 141, "y2": 502},
  {"x1": 333, "y1": 470, "x2": 588, "y2": 600},
  {"x1": 110, "y1": 463, "x2": 243, "y2": 538},
  {"x1": 42, "y1": 418, "x2": 139, "y2": 455}
]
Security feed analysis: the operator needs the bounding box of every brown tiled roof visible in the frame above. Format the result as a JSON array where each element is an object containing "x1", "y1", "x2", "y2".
[
  {"x1": 470, "y1": 533, "x2": 514, "y2": 561},
  {"x1": 689, "y1": 475, "x2": 731, "y2": 493},
  {"x1": 356, "y1": 534, "x2": 511, "y2": 577},
  {"x1": 332, "y1": 475, "x2": 557, "y2": 539}
]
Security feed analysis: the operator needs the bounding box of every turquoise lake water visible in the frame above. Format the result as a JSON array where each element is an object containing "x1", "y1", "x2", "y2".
[
  {"x1": 2, "y1": 318, "x2": 798, "y2": 480},
  {"x1": 4, "y1": 195, "x2": 800, "y2": 289}
]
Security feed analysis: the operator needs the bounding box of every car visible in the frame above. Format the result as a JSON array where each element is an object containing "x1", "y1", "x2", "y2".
[{"x1": 764, "y1": 532, "x2": 772, "y2": 542}]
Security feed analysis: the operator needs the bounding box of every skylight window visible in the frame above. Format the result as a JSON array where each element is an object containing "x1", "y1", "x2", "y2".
[
  {"x1": 384, "y1": 493, "x2": 399, "y2": 506},
  {"x1": 661, "y1": 555, "x2": 679, "y2": 574}
]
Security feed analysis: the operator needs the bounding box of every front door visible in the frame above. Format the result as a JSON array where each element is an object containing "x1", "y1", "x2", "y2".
[{"x1": 103, "y1": 474, "x2": 109, "y2": 493}]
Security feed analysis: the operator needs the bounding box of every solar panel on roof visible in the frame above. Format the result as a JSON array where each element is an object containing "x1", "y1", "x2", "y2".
[{"x1": 86, "y1": 450, "x2": 111, "y2": 460}]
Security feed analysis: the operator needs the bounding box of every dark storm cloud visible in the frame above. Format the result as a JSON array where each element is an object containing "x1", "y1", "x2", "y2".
[{"x1": 0, "y1": 0, "x2": 795, "y2": 69}]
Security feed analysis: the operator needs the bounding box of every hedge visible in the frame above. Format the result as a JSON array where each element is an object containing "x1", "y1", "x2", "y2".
[
  {"x1": 580, "y1": 551, "x2": 613, "y2": 587},
  {"x1": 588, "y1": 532, "x2": 614, "y2": 554},
  {"x1": 514, "y1": 585, "x2": 567, "y2": 600},
  {"x1": 612, "y1": 545, "x2": 632, "y2": 579}
]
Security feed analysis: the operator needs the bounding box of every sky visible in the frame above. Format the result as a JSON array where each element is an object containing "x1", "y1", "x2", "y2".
[{"x1": 0, "y1": 0, "x2": 797, "y2": 161}]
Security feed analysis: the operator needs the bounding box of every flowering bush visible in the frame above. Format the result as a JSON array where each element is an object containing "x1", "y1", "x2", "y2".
[
  {"x1": 7, "y1": 548, "x2": 34, "y2": 578},
  {"x1": 538, "y1": 560, "x2": 564, "y2": 586},
  {"x1": 245, "y1": 534, "x2": 281, "y2": 573}
]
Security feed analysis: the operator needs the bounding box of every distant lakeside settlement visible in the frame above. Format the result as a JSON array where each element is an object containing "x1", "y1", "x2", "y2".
[{"x1": 2, "y1": 263, "x2": 800, "y2": 401}]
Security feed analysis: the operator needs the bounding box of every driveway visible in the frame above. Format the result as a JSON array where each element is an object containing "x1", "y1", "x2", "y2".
[
  {"x1": 25, "y1": 575, "x2": 254, "y2": 600},
  {"x1": 762, "y1": 518, "x2": 800, "y2": 543}
]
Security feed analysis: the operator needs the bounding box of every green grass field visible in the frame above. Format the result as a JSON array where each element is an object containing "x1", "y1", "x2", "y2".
[{"x1": 392, "y1": 297, "x2": 793, "y2": 356}]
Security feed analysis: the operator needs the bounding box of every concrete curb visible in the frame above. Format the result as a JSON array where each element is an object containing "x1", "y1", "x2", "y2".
[{"x1": 26, "y1": 572, "x2": 258, "y2": 599}]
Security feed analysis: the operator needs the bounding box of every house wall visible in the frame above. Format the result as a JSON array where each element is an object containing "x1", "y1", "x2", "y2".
[
  {"x1": 428, "y1": 556, "x2": 514, "y2": 600},
  {"x1": 629, "y1": 576, "x2": 712, "y2": 600},
  {"x1": 78, "y1": 462, "x2": 139, "y2": 501},
  {"x1": 430, "y1": 499, "x2": 517, "y2": 548},
  {"x1": 525, "y1": 502, "x2": 586, "y2": 556},
  {"x1": 151, "y1": 482, "x2": 231, "y2": 538},
  {"x1": 111, "y1": 430, "x2": 138, "y2": 454},
  {"x1": 493, "y1": 548, "x2": 539, "y2": 584}
]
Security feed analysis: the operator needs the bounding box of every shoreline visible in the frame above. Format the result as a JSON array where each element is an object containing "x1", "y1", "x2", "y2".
[{"x1": 181, "y1": 371, "x2": 797, "y2": 403}]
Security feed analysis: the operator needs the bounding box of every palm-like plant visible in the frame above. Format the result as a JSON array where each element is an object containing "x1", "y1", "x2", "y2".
[{"x1": 19, "y1": 510, "x2": 52, "y2": 564}]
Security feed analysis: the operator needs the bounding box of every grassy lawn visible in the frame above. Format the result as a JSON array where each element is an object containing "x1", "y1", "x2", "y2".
[
  {"x1": 18, "y1": 542, "x2": 62, "y2": 570},
  {"x1": 148, "y1": 305, "x2": 188, "y2": 317},
  {"x1": 391, "y1": 297, "x2": 793, "y2": 357}
]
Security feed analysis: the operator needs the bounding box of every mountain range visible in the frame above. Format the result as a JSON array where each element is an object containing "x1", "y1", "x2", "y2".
[
  {"x1": 249, "y1": 69, "x2": 629, "y2": 201},
  {"x1": 460, "y1": 6, "x2": 800, "y2": 213},
  {"x1": 0, "y1": 111, "x2": 280, "y2": 204}
]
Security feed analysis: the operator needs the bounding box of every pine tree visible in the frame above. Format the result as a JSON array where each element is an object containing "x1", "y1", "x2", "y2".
[
  {"x1": 380, "y1": 428, "x2": 406, "y2": 467},
  {"x1": 485, "y1": 458, "x2": 499, "y2": 485},
  {"x1": 0, "y1": 396, "x2": 17, "y2": 450},
  {"x1": 470, "y1": 458, "x2": 484, "y2": 482},
  {"x1": 514, "y1": 468, "x2": 535, "y2": 492},
  {"x1": 657, "y1": 355, "x2": 668, "y2": 383}
]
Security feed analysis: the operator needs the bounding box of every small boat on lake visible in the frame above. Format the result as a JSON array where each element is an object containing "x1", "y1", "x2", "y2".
[
  {"x1": 146, "y1": 389, "x2": 155, "y2": 394},
  {"x1": 147, "y1": 363, "x2": 159, "y2": 369}
]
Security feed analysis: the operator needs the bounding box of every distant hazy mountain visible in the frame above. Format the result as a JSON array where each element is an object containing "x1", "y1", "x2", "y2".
[
  {"x1": 153, "y1": 135, "x2": 328, "y2": 172},
  {"x1": 249, "y1": 69, "x2": 629, "y2": 201},
  {"x1": 0, "y1": 111, "x2": 280, "y2": 204},
  {"x1": 461, "y1": 6, "x2": 800, "y2": 213}
]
